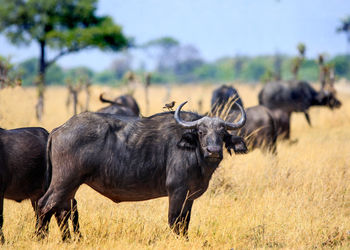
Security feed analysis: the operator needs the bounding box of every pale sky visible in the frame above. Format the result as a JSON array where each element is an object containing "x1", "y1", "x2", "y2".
[{"x1": 0, "y1": 0, "x2": 349, "y2": 71}]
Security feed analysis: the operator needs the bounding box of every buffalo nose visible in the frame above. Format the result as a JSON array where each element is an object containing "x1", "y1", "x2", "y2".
[{"x1": 207, "y1": 146, "x2": 221, "y2": 156}]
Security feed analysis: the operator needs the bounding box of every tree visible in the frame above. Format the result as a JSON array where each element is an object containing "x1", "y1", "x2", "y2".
[
  {"x1": 0, "y1": 56, "x2": 21, "y2": 88},
  {"x1": 142, "y1": 36, "x2": 180, "y2": 73},
  {"x1": 337, "y1": 16, "x2": 350, "y2": 52},
  {"x1": 17, "y1": 57, "x2": 64, "y2": 86},
  {"x1": 0, "y1": 0, "x2": 128, "y2": 120},
  {"x1": 94, "y1": 70, "x2": 115, "y2": 85},
  {"x1": 234, "y1": 56, "x2": 245, "y2": 80},
  {"x1": 273, "y1": 52, "x2": 283, "y2": 80},
  {"x1": 291, "y1": 43, "x2": 306, "y2": 80},
  {"x1": 173, "y1": 45, "x2": 203, "y2": 82},
  {"x1": 330, "y1": 55, "x2": 350, "y2": 78},
  {"x1": 65, "y1": 67, "x2": 94, "y2": 82},
  {"x1": 110, "y1": 54, "x2": 132, "y2": 80}
]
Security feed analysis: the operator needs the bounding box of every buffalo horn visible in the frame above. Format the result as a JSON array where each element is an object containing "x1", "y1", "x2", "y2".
[
  {"x1": 174, "y1": 101, "x2": 206, "y2": 129},
  {"x1": 224, "y1": 102, "x2": 247, "y2": 130},
  {"x1": 174, "y1": 101, "x2": 247, "y2": 130}
]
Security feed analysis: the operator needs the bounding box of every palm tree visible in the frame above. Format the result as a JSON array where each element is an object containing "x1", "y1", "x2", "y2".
[
  {"x1": 291, "y1": 43, "x2": 306, "y2": 80},
  {"x1": 337, "y1": 16, "x2": 350, "y2": 53}
]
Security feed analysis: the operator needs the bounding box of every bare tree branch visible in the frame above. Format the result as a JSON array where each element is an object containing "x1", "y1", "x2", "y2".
[{"x1": 46, "y1": 45, "x2": 89, "y2": 67}]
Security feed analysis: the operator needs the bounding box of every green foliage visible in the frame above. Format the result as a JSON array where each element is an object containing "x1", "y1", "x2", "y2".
[
  {"x1": 7, "y1": 53, "x2": 350, "y2": 86},
  {"x1": 16, "y1": 58, "x2": 64, "y2": 86},
  {"x1": 143, "y1": 37, "x2": 179, "y2": 49},
  {"x1": 337, "y1": 16, "x2": 350, "y2": 42},
  {"x1": 193, "y1": 64, "x2": 219, "y2": 81},
  {"x1": 298, "y1": 59, "x2": 319, "y2": 81},
  {"x1": 0, "y1": 56, "x2": 22, "y2": 87},
  {"x1": 0, "y1": 0, "x2": 128, "y2": 50},
  {"x1": 173, "y1": 59, "x2": 204, "y2": 82},
  {"x1": 149, "y1": 71, "x2": 175, "y2": 84},
  {"x1": 260, "y1": 69, "x2": 274, "y2": 83},
  {"x1": 0, "y1": 0, "x2": 128, "y2": 91},
  {"x1": 65, "y1": 66, "x2": 93, "y2": 81},
  {"x1": 241, "y1": 57, "x2": 272, "y2": 82},
  {"x1": 93, "y1": 70, "x2": 117, "y2": 85},
  {"x1": 330, "y1": 55, "x2": 350, "y2": 78},
  {"x1": 297, "y1": 43, "x2": 306, "y2": 57}
]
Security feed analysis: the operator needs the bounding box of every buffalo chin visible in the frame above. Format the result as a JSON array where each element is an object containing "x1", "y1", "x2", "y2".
[{"x1": 205, "y1": 155, "x2": 223, "y2": 163}]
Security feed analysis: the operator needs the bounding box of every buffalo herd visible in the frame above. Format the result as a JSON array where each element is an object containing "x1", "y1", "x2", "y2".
[{"x1": 0, "y1": 75, "x2": 342, "y2": 242}]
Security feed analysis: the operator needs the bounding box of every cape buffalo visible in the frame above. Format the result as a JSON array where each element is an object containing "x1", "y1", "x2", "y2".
[
  {"x1": 0, "y1": 127, "x2": 80, "y2": 243},
  {"x1": 211, "y1": 85, "x2": 243, "y2": 117},
  {"x1": 37, "y1": 102, "x2": 247, "y2": 240},
  {"x1": 211, "y1": 85, "x2": 277, "y2": 153},
  {"x1": 240, "y1": 106, "x2": 277, "y2": 154},
  {"x1": 98, "y1": 93, "x2": 140, "y2": 116},
  {"x1": 258, "y1": 73, "x2": 341, "y2": 140}
]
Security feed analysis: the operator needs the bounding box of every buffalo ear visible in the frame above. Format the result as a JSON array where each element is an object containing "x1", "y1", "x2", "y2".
[
  {"x1": 224, "y1": 134, "x2": 248, "y2": 155},
  {"x1": 178, "y1": 132, "x2": 197, "y2": 149}
]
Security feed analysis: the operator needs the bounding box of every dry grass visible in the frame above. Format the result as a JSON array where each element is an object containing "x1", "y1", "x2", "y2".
[{"x1": 0, "y1": 83, "x2": 349, "y2": 249}]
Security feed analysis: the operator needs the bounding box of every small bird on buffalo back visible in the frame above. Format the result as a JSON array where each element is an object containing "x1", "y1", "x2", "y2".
[{"x1": 163, "y1": 101, "x2": 176, "y2": 111}]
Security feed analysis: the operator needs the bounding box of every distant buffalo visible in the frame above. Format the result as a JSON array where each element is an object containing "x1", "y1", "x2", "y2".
[
  {"x1": 37, "y1": 102, "x2": 247, "y2": 240},
  {"x1": 98, "y1": 93, "x2": 140, "y2": 117},
  {"x1": 241, "y1": 106, "x2": 277, "y2": 154},
  {"x1": 259, "y1": 74, "x2": 341, "y2": 140},
  {"x1": 0, "y1": 127, "x2": 79, "y2": 243},
  {"x1": 211, "y1": 85, "x2": 243, "y2": 117},
  {"x1": 211, "y1": 85, "x2": 277, "y2": 154}
]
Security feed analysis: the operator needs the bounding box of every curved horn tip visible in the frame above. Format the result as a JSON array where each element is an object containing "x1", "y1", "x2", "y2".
[
  {"x1": 174, "y1": 101, "x2": 202, "y2": 129},
  {"x1": 175, "y1": 101, "x2": 189, "y2": 113},
  {"x1": 224, "y1": 102, "x2": 247, "y2": 130},
  {"x1": 179, "y1": 101, "x2": 188, "y2": 107}
]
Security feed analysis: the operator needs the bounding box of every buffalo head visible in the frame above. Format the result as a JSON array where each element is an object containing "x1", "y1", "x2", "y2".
[
  {"x1": 174, "y1": 101, "x2": 247, "y2": 163},
  {"x1": 316, "y1": 68, "x2": 342, "y2": 109},
  {"x1": 315, "y1": 90, "x2": 341, "y2": 109}
]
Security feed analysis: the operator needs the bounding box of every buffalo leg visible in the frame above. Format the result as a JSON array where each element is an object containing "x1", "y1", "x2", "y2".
[
  {"x1": 55, "y1": 209, "x2": 71, "y2": 241},
  {"x1": 0, "y1": 194, "x2": 4, "y2": 244},
  {"x1": 168, "y1": 189, "x2": 194, "y2": 236},
  {"x1": 38, "y1": 179, "x2": 81, "y2": 241},
  {"x1": 36, "y1": 210, "x2": 53, "y2": 239},
  {"x1": 30, "y1": 199, "x2": 39, "y2": 232},
  {"x1": 71, "y1": 199, "x2": 81, "y2": 236},
  {"x1": 280, "y1": 112, "x2": 291, "y2": 140},
  {"x1": 56, "y1": 198, "x2": 81, "y2": 241}
]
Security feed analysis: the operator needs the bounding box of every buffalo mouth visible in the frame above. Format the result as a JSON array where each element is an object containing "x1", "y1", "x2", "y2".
[
  {"x1": 333, "y1": 102, "x2": 342, "y2": 109},
  {"x1": 205, "y1": 154, "x2": 223, "y2": 162},
  {"x1": 328, "y1": 99, "x2": 342, "y2": 109}
]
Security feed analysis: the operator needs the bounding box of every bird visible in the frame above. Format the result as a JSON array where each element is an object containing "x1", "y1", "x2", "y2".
[{"x1": 163, "y1": 101, "x2": 176, "y2": 111}]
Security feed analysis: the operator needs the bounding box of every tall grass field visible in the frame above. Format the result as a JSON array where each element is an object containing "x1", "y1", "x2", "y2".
[{"x1": 0, "y1": 83, "x2": 349, "y2": 249}]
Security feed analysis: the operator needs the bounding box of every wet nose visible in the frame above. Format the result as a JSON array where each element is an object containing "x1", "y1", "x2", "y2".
[{"x1": 207, "y1": 146, "x2": 221, "y2": 157}]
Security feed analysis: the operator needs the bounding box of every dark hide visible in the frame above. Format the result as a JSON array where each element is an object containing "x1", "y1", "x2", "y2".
[
  {"x1": 238, "y1": 106, "x2": 277, "y2": 154},
  {"x1": 0, "y1": 127, "x2": 80, "y2": 243},
  {"x1": 97, "y1": 104, "x2": 136, "y2": 117},
  {"x1": 211, "y1": 85, "x2": 277, "y2": 153},
  {"x1": 258, "y1": 80, "x2": 342, "y2": 140},
  {"x1": 37, "y1": 110, "x2": 247, "y2": 240},
  {"x1": 98, "y1": 94, "x2": 140, "y2": 117},
  {"x1": 211, "y1": 84, "x2": 244, "y2": 117}
]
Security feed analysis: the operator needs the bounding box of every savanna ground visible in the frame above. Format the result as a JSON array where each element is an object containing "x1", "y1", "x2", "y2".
[{"x1": 0, "y1": 82, "x2": 349, "y2": 249}]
